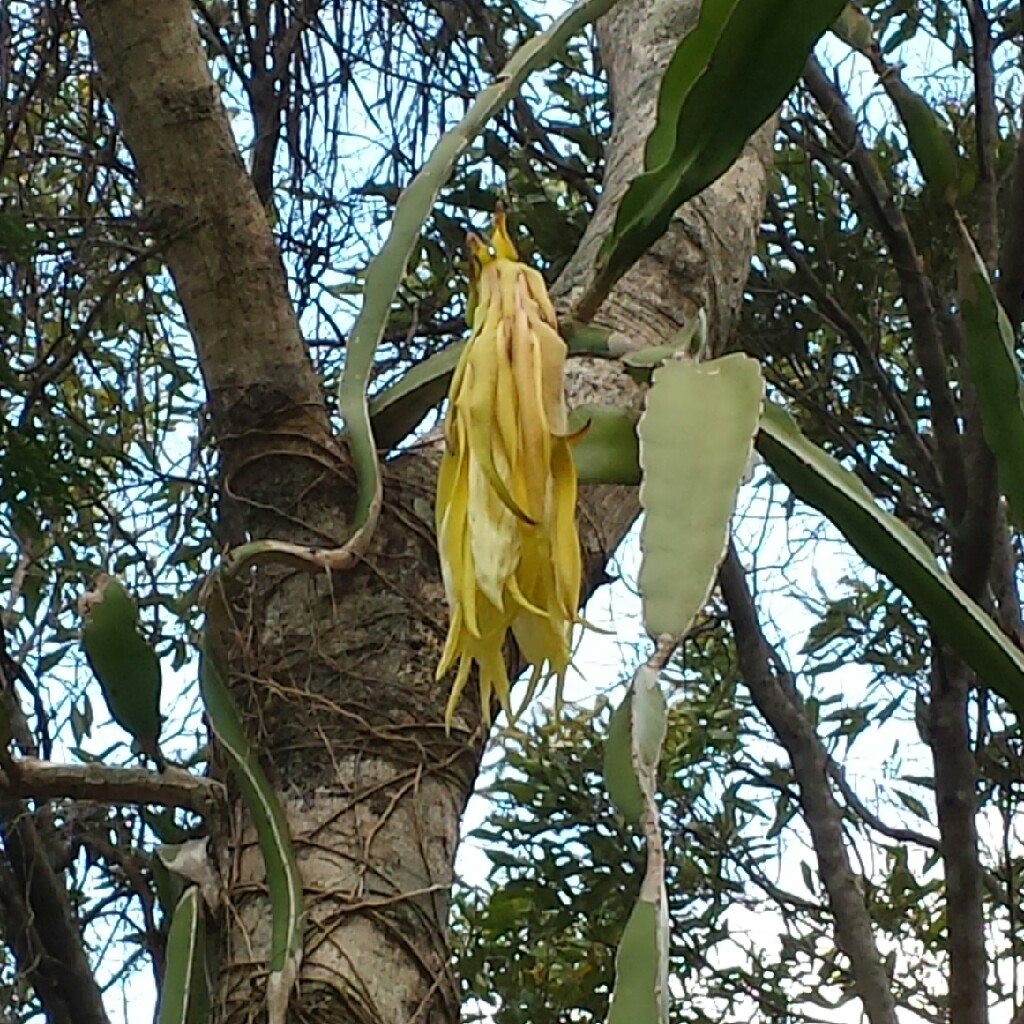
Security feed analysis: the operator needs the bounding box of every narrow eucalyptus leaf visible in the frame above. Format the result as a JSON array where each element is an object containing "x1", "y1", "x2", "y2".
[{"x1": 957, "y1": 222, "x2": 1024, "y2": 531}]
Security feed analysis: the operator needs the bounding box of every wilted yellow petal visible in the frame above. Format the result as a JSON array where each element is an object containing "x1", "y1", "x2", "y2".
[
  {"x1": 435, "y1": 210, "x2": 585, "y2": 731},
  {"x1": 490, "y1": 207, "x2": 519, "y2": 262},
  {"x1": 550, "y1": 439, "x2": 582, "y2": 616},
  {"x1": 469, "y1": 453, "x2": 519, "y2": 611}
]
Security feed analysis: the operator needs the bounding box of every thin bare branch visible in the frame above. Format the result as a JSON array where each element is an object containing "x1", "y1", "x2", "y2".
[
  {"x1": 719, "y1": 544, "x2": 899, "y2": 1024},
  {"x1": 826, "y1": 761, "x2": 938, "y2": 851},
  {"x1": 764, "y1": 193, "x2": 939, "y2": 494},
  {"x1": 966, "y1": 0, "x2": 1000, "y2": 266}
]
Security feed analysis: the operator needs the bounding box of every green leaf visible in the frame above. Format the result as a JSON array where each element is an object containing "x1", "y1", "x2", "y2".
[
  {"x1": 70, "y1": 696, "x2": 93, "y2": 746},
  {"x1": 569, "y1": 405, "x2": 642, "y2": 485},
  {"x1": 366, "y1": 323, "x2": 621, "y2": 455},
  {"x1": 157, "y1": 887, "x2": 211, "y2": 1024},
  {"x1": 607, "y1": 898, "x2": 667, "y2": 1024},
  {"x1": 757, "y1": 403, "x2": 1024, "y2": 722},
  {"x1": 78, "y1": 576, "x2": 163, "y2": 760},
  {"x1": 895, "y1": 789, "x2": 931, "y2": 821},
  {"x1": 957, "y1": 221, "x2": 1024, "y2": 531},
  {"x1": 603, "y1": 696, "x2": 644, "y2": 822},
  {"x1": 369, "y1": 341, "x2": 465, "y2": 451},
  {"x1": 580, "y1": 0, "x2": 847, "y2": 317},
  {"x1": 882, "y1": 75, "x2": 958, "y2": 203},
  {"x1": 144, "y1": 807, "x2": 191, "y2": 846},
  {"x1": 151, "y1": 856, "x2": 187, "y2": 920},
  {"x1": 339, "y1": 0, "x2": 623, "y2": 530},
  {"x1": 199, "y1": 643, "x2": 304, "y2": 1024},
  {"x1": 638, "y1": 354, "x2": 764, "y2": 638},
  {"x1": 0, "y1": 213, "x2": 40, "y2": 260}
]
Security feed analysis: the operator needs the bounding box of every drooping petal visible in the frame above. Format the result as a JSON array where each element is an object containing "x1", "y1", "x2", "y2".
[
  {"x1": 469, "y1": 450, "x2": 520, "y2": 611},
  {"x1": 535, "y1": 319, "x2": 570, "y2": 437},
  {"x1": 490, "y1": 207, "x2": 519, "y2": 262},
  {"x1": 435, "y1": 211, "x2": 586, "y2": 730},
  {"x1": 550, "y1": 438, "x2": 582, "y2": 617},
  {"x1": 465, "y1": 318, "x2": 535, "y2": 525}
]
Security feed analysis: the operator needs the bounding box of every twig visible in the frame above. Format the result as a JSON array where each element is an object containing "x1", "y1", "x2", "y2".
[{"x1": 826, "y1": 760, "x2": 939, "y2": 851}]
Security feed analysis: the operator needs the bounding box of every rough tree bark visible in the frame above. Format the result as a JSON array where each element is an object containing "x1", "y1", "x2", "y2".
[{"x1": 77, "y1": 0, "x2": 770, "y2": 1021}]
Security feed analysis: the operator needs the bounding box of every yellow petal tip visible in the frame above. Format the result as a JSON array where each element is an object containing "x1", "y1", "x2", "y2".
[{"x1": 490, "y1": 206, "x2": 519, "y2": 262}]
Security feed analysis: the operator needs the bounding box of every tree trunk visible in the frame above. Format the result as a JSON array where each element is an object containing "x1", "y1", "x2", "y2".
[{"x1": 77, "y1": 0, "x2": 771, "y2": 1020}]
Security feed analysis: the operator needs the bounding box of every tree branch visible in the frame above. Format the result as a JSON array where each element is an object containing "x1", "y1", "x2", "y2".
[
  {"x1": 78, "y1": 0, "x2": 337, "y2": 544},
  {"x1": 802, "y1": 57, "x2": 968, "y2": 523},
  {"x1": 0, "y1": 857, "x2": 80, "y2": 1024},
  {"x1": 825, "y1": 760, "x2": 938, "y2": 851},
  {"x1": 0, "y1": 797, "x2": 111, "y2": 1024},
  {"x1": 966, "y1": 0, "x2": 1000, "y2": 266},
  {"x1": 763, "y1": 193, "x2": 939, "y2": 494},
  {"x1": 928, "y1": 648, "x2": 988, "y2": 1024},
  {"x1": 997, "y1": 114, "x2": 1024, "y2": 327},
  {"x1": 719, "y1": 544, "x2": 899, "y2": 1024},
  {"x1": 0, "y1": 758, "x2": 224, "y2": 814}
]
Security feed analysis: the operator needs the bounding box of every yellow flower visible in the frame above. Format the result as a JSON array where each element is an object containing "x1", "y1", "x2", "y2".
[{"x1": 436, "y1": 210, "x2": 583, "y2": 730}]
